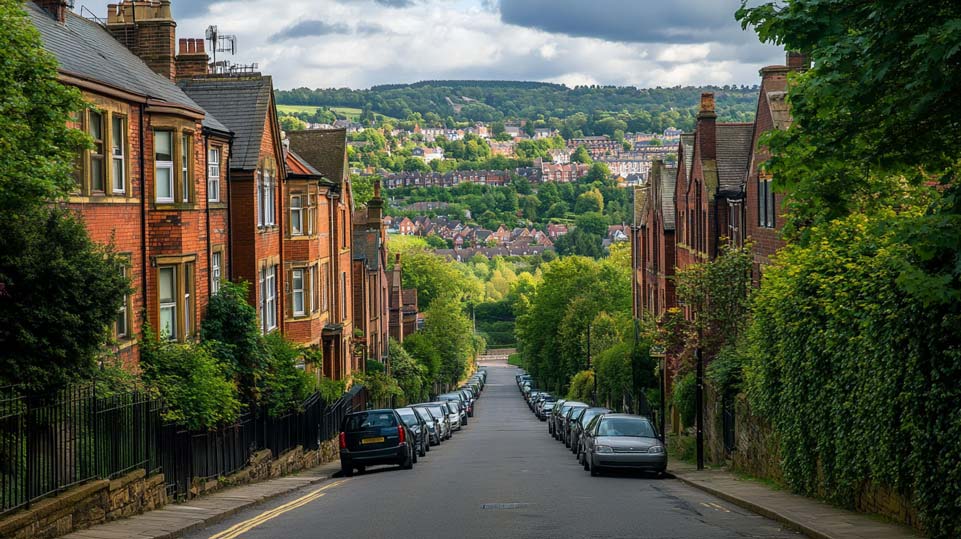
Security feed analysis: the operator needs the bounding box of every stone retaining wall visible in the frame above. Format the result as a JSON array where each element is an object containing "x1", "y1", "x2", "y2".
[
  {"x1": 0, "y1": 469, "x2": 166, "y2": 539},
  {"x1": 0, "y1": 436, "x2": 342, "y2": 539}
]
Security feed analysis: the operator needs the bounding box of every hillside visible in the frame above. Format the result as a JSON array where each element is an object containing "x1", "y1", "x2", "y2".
[{"x1": 275, "y1": 80, "x2": 759, "y2": 134}]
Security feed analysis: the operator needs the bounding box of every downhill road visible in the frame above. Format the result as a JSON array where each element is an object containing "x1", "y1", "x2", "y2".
[{"x1": 185, "y1": 357, "x2": 799, "y2": 539}]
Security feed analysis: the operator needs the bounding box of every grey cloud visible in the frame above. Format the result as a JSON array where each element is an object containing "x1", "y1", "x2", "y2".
[
  {"x1": 269, "y1": 20, "x2": 351, "y2": 42},
  {"x1": 336, "y1": 0, "x2": 416, "y2": 6},
  {"x1": 499, "y1": 0, "x2": 753, "y2": 44}
]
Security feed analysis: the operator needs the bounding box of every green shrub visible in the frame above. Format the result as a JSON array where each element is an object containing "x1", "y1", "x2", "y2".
[
  {"x1": 262, "y1": 333, "x2": 314, "y2": 417},
  {"x1": 317, "y1": 376, "x2": 346, "y2": 404},
  {"x1": 140, "y1": 333, "x2": 241, "y2": 430},
  {"x1": 201, "y1": 281, "x2": 268, "y2": 403},
  {"x1": 566, "y1": 370, "x2": 594, "y2": 402},
  {"x1": 672, "y1": 372, "x2": 696, "y2": 429}
]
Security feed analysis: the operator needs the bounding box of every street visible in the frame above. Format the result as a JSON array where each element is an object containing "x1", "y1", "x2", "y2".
[{"x1": 186, "y1": 358, "x2": 799, "y2": 539}]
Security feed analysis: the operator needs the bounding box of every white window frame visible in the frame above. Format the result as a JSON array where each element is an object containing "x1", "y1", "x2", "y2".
[
  {"x1": 257, "y1": 171, "x2": 265, "y2": 227},
  {"x1": 290, "y1": 195, "x2": 303, "y2": 236},
  {"x1": 159, "y1": 266, "x2": 177, "y2": 341},
  {"x1": 265, "y1": 171, "x2": 275, "y2": 226},
  {"x1": 211, "y1": 251, "x2": 222, "y2": 296},
  {"x1": 111, "y1": 115, "x2": 126, "y2": 194},
  {"x1": 261, "y1": 265, "x2": 277, "y2": 332},
  {"x1": 183, "y1": 264, "x2": 192, "y2": 339},
  {"x1": 89, "y1": 110, "x2": 106, "y2": 193},
  {"x1": 155, "y1": 131, "x2": 174, "y2": 203},
  {"x1": 181, "y1": 134, "x2": 191, "y2": 203},
  {"x1": 207, "y1": 148, "x2": 220, "y2": 202},
  {"x1": 116, "y1": 264, "x2": 129, "y2": 339},
  {"x1": 292, "y1": 269, "x2": 305, "y2": 316}
]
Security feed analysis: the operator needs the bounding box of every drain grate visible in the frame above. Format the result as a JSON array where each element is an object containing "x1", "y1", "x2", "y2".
[{"x1": 481, "y1": 503, "x2": 530, "y2": 510}]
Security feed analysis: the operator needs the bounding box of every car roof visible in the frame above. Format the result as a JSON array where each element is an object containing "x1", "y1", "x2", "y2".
[
  {"x1": 599, "y1": 413, "x2": 649, "y2": 420},
  {"x1": 564, "y1": 401, "x2": 588, "y2": 407}
]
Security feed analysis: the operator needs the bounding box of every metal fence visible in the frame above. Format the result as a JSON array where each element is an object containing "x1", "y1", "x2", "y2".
[{"x1": 0, "y1": 384, "x2": 367, "y2": 515}]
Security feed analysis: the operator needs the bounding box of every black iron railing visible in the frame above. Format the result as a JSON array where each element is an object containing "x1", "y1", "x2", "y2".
[{"x1": 0, "y1": 384, "x2": 366, "y2": 515}]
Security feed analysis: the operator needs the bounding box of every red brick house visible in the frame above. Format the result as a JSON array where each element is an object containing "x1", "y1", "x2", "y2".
[
  {"x1": 673, "y1": 93, "x2": 753, "y2": 315},
  {"x1": 28, "y1": 0, "x2": 234, "y2": 367},
  {"x1": 288, "y1": 128, "x2": 356, "y2": 380},
  {"x1": 352, "y1": 181, "x2": 391, "y2": 365},
  {"x1": 637, "y1": 161, "x2": 678, "y2": 317},
  {"x1": 179, "y1": 75, "x2": 287, "y2": 337}
]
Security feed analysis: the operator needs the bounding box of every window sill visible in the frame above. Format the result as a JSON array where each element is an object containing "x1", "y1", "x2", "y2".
[
  {"x1": 153, "y1": 202, "x2": 197, "y2": 211},
  {"x1": 69, "y1": 194, "x2": 134, "y2": 204},
  {"x1": 208, "y1": 201, "x2": 227, "y2": 209},
  {"x1": 258, "y1": 225, "x2": 280, "y2": 233}
]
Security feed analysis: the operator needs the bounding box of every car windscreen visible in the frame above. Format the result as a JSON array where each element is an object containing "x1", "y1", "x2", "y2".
[
  {"x1": 427, "y1": 406, "x2": 445, "y2": 417},
  {"x1": 580, "y1": 410, "x2": 604, "y2": 426},
  {"x1": 597, "y1": 418, "x2": 656, "y2": 438},
  {"x1": 397, "y1": 410, "x2": 418, "y2": 425},
  {"x1": 344, "y1": 411, "x2": 397, "y2": 431}
]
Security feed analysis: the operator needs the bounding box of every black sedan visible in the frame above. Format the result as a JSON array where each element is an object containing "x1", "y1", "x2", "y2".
[{"x1": 339, "y1": 409, "x2": 416, "y2": 477}]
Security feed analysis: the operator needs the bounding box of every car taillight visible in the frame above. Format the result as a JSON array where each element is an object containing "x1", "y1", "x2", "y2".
[
  {"x1": 339, "y1": 432, "x2": 346, "y2": 449},
  {"x1": 397, "y1": 425, "x2": 406, "y2": 444}
]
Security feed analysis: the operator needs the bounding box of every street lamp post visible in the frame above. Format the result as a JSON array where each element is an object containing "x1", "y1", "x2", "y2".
[{"x1": 587, "y1": 324, "x2": 596, "y2": 406}]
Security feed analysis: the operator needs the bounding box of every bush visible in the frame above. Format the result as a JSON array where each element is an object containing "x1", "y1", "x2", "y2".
[
  {"x1": 201, "y1": 281, "x2": 268, "y2": 403},
  {"x1": 262, "y1": 333, "x2": 314, "y2": 417},
  {"x1": 672, "y1": 372, "x2": 696, "y2": 429},
  {"x1": 317, "y1": 376, "x2": 346, "y2": 404},
  {"x1": 389, "y1": 339, "x2": 429, "y2": 406},
  {"x1": 566, "y1": 370, "x2": 594, "y2": 402},
  {"x1": 140, "y1": 333, "x2": 241, "y2": 430}
]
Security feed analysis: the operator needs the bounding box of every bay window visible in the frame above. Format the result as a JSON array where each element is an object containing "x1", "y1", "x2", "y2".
[
  {"x1": 292, "y1": 269, "x2": 305, "y2": 316},
  {"x1": 155, "y1": 131, "x2": 174, "y2": 202},
  {"x1": 158, "y1": 261, "x2": 196, "y2": 341},
  {"x1": 158, "y1": 266, "x2": 177, "y2": 340},
  {"x1": 260, "y1": 265, "x2": 278, "y2": 332}
]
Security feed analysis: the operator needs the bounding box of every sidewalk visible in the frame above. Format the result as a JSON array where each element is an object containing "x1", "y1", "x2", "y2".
[
  {"x1": 61, "y1": 461, "x2": 342, "y2": 539},
  {"x1": 669, "y1": 461, "x2": 920, "y2": 539}
]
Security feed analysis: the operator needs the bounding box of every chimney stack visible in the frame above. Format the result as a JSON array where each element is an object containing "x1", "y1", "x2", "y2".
[
  {"x1": 786, "y1": 50, "x2": 810, "y2": 72},
  {"x1": 697, "y1": 92, "x2": 717, "y2": 160},
  {"x1": 34, "y1": 0, "x2": 70, "y2": 23},
  {"x1": 176, "y1": 37, "x2": 209, "y2": 78},
  {"x1": 368, "y1": 179, "x2": 384, "y2": 226},
  {"x1": 106, "y1": 1, "x2": 177, "y2": 80}
]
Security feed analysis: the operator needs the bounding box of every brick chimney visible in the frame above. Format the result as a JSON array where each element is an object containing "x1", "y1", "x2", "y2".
[
  {"x1": 106, "y1": 1, "x2": 177, "y2": 80},
  {"x1": 176, "y1": 38, "x2": 209, "y2": 78},
  {"x1": 786, "y1": 50, "x2": 810, "y2": 72},
  {"x1": 696, "y1": 92, "x2": 717, "y2": 160},
  {"x1": 34, "y1": 0, "x2": 70, "y2": 23},
  {"x1": 368, "y1": 180, "x2": 384, "y2": 226}
]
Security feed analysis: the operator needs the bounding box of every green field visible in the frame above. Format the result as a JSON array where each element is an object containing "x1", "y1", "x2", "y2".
[
  {"x1": 330, "y1": 107, "x2": 363, "y2": 120},
  {"x1": 276, "y1": 104, "x2": 321, "y2": 114}
]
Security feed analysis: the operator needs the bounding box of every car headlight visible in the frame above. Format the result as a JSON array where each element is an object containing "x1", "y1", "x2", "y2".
[
  {"x1": 648, "y1": 445, "x2": 665, "y2": 454},
  {"x1": 595, "y1": 445, "x2": 613, "y2": 454}
]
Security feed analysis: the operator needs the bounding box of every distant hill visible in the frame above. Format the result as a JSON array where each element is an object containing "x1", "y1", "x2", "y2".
[{"x1": 275, "y1": 80, "x2": 759, "y2": 134}]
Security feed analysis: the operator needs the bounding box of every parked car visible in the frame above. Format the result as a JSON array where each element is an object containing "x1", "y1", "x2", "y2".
[
  {"x1": 438, "y1": 393, "x2": 468, "y2": 426},
  {"x1": 562, "y1": 403, "x2": 590, "y2": 447},
  {"x1": 396, "y1": 407, "x2": 429, "y2": 457},
  {"x1": 457, "y1": 389, "x2": 475, "y2": 417},
  {"x1": 581, "y1": 414, "x2": 667, "y2": 477},
  {"x1": 413, "y1": 404, "x2": 451, "y2": 440},
  {"x1": 553, "y1": 401, "x2": 586, "y2": 439},
  {"x1": 548, "y1": 399, "x2": 567, "y2": 436},
  {"x1": 411, "y1": 406, "x2": 440, "y2": 447},
  {"x1": 571, "y1": 407, "x2": 611, "y2": 459},
  {"x1": 339, "y1": 409, "x2": 415, "y2": 477},
  {"x1": 434, "y1": 401, "x2": 462, "y2": 432},
  {"x1": 536, "y1": 399, "x2": 556, "y2": 420}
]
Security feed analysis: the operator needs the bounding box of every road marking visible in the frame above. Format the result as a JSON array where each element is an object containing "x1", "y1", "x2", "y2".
[
  {"x1": 481, "y1": 502, "x2": 530, "y2": 510},
  {"x1": 208, "y1": 480, "x2": 345, "y2": 539},
  {"x1": 700, "y1": 501, "x2": 731, "y2": 513}
]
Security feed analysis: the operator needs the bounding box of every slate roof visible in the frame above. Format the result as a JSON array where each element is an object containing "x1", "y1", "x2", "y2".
[
  {"x1": 715, "y1": 124, "x2": 754, "y2": 192},
  {"x1": 26, "y1": 3, "x2": 228, "y2": 133},
  {"x1": 179, "y1": 76, "x2": 274, "y2": 170},
  {"x1": 288, "y1": 129, "x2": 349, "y2": 183},
  {"x1": 660, "y1": 165, "x2": 678, "y2": 231},
  {"x1": 633, "y1": 187, "x2": 649, "y2": 227},
  {"x1": 767, "y1": 92, "x2": 793, "y2": 130},
  {"x1": 680, "y1": 134, "x2": 695, "y2": 181}
]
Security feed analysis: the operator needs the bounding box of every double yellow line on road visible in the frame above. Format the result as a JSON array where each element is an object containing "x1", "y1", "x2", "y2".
[{"x1": 209, "y1": 480, "x2": 346, "y2": 539}]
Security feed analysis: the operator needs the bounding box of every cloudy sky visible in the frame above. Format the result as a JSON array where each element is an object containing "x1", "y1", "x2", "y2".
[{"x1": 79, "y1": 0, "x2": 783, "y2": 90}]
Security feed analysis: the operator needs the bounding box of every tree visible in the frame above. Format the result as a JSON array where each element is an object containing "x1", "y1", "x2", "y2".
[
  {"x1": 279, "y1": 114, "x2": 308, "y2": 132},
  {"x1": 388, "y1": 338, "x2": 429, "y2": 405},
  {"x1": 0, "y1": 209, "x2": 128, "y2": 391},
  {"x1": 351, "y1": 174, "x2": 375, "y2": 206},
  {"x1": 574, "y1": 190, "x2": 605, "y2": 214},
  {"x1": 584, "y1": 162, "x2": 611, "y2": 183},
  {"x1": 421, "y1": 294, "x2": 474, "y2": 387},
  {"x1": 575, "y1": 212, "x2": 608, "y2": 236},
  {"x1": 201, "y1": 281, "x2": 269, "y2": 403},
  {"x1": 0, "y1": 1, "x2": 87, "y2": 217},
  {"x1": 570, "y1": 145, "x2": 592, "y2": 164}
]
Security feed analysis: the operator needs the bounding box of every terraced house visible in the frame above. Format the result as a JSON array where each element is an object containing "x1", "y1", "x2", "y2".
[{"x1": 27, "y1": 0, "x2": 233, "y2": 366}]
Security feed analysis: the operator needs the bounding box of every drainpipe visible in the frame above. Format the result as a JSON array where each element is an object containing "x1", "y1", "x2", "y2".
[
  {"x1": 226, "y1": 149, "x2": 233, "y2": 280},
  {"x1": 204, "y1": 134, "x2": 212, "y2": 295},
  {"x1": 139, "y1": 103, "x2": 148, "y2": 336}
]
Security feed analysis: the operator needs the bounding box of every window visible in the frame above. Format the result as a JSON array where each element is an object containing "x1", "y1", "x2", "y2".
[
  {"x1": 290, "y1": 195, "x2": 303, "y2": 236},
  {"x1": 207, "y1": 148, "x2": 220, "y2": 202},
  {"x1": 111, "y1": 116, "x2": 126, "y2": 193},
  {"x1": 257, "y1": 169, "x2": 276, "y2": 227},
  {"x1": 341, "y1": 210, "x2": 347, "y2": 248},
  {"x1": 307, "y1": 194, "x2": 316, "y2": 235},
  {"x1": 256, "y1": 172, "x2": 264, "y2": 227},
  {"x1": 260, "y1": 265, "x2": 277, "y2": 333},
  {"x1": 89, "y1": 111, "x2": 105, "y2": 192},
  {"x1": 341, "y1": 272, "x2": 347, "y2": 321},
  {"x1": 155, "y1": 131, "x2": 174, "y2": 202},
  {"x1": 321, "y1": 263, "x2": 329, "y2": 313},
  {"x1": 211, "y1": 251, "x2": 222, "y2": 296},
  {"x1": 758, "y1": 175, "x2": 775, "y2": 228},
  {"x1": 115, "y1": 264, "x2": 130, "y2": 339},
  {"x1": 181, "y1": 134, "x2": 191, "y2": 203},
  {"x1": 292, "y1": 269, "x2": 305, "y2": 316},
  {"x1": 310, "y1": 265, "x2": 318, "y2": 313},
  {"x1": 159, "y1": 266, "x2": 177, "y2": 340},
  {"x1": 183, "y1": 263, "x2": 193, "y2": 339}
]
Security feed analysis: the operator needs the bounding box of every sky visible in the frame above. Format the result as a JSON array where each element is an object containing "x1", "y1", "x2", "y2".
[{"x1": 78, "y1": 0, "x2": 784, "y2": 91}]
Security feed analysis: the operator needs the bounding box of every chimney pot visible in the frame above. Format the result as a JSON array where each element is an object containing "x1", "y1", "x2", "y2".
[
  {"x1": 699, "y1": 92, "x2": 716, "y2": 115},
  {"x1": 179, "y1": 38, "x2": 188, "y2": 54},
  {"x1": 374, "y1": 179, "x2": 382, "y2": 198},
  {"x1": 196, "y1": 39, "x2": 205, "y2": 53},
  {"x1": 35, "y1": 0, "x2": 69, "y2": 23}
]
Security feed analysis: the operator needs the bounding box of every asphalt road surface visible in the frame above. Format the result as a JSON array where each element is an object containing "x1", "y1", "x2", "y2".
[{"x1": 185, "y1": 358, "x2": 800, "y2": 539}]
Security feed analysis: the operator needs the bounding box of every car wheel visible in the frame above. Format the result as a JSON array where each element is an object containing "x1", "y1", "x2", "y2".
[
  {"x1": 402, "y1": 449, "x2": 414, "y2": 470},
  {"x1": 356, "y1": 465, "x2": 365, "y2": 474},
  {"x1": 341, "y1": 463, "x2": 354, "y2": 477},
  {"x1": 582, "y1": 454, "x2": 589, "y2": 470},
  {"x1": 412, "y1": 446, "x2": 418, "y2": 464},
  {"x1": 589, "y1": 458, "x2": 600, "y2": 477},
  {"x1": 419, "y1": 441, "x2": 427, "y2": 457}
]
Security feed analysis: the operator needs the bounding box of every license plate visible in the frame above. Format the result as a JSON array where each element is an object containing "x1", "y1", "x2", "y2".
[{"x1": 361, "y1": 437, "x2": 385, "y2": 444}]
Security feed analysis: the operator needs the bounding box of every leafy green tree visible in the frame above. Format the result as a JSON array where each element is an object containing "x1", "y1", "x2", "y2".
[
  {"x1": 279, "y1": 114, "x2": 308, "y2": 132},
  {"x1": 351, "y1": 174, "x2": 375, "y2": 206},
  {"x1": 584, "y1": 162, "x2": 611, "y2": 183},
  {"x1": 201, "y1": 281, "x2": 269, "y2": 403},
  {"x1": 403, "y1": 331, "x2": 442, "y2": 381},
  {"x1": 421, "y1": 294, "x2": 475, "y2": 387},
  {"x1": 0, "y1": 209, "x2": 128, "y2": 391},
  {"x1": 388, "y1": 338, "x2": 429, "y2": 405},
  {"x1": 574, "y1": 190, "x2": 604, "y2": 214},
  {"x1": 262, "y1": 333, "x2": 314, "y2": 416},
  {"x1": 570, "y1": 145, "x2": 592, "y2": 164}
]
